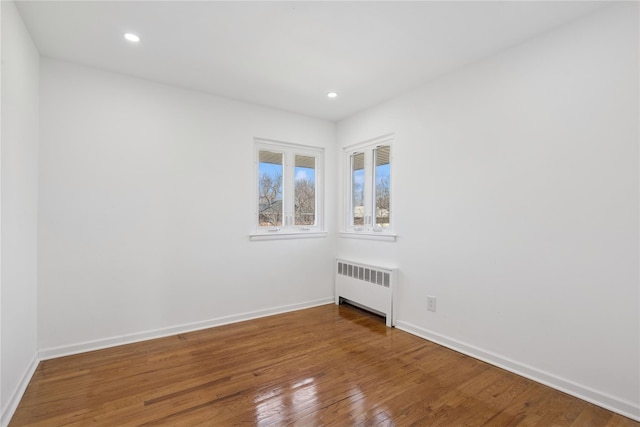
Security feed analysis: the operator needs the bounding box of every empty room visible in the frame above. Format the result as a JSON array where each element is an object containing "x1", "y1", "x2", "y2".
[{"x1": 2, "y1": 1, "x2": 639, "y2": 426}]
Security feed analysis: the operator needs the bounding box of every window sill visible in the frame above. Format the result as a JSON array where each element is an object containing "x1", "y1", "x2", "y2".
[
  {"x1": 250, "y1": 231, "x2": 328, "y2": 241},
  {"x1": 339, "y1": 231, "x2": 397, "y2": 242}
]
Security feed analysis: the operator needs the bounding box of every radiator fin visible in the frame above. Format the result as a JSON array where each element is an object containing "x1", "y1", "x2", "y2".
[{"x1": 337, "y1": 261, "x2": 390, "y2": 288}]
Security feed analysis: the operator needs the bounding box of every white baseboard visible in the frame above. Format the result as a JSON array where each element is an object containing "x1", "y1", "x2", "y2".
[
  {"x1": 1, "y1": 353, "x2": 39, "y2": 427},
  {"x1": 396, "y1": 320, "x2": 640, "y2": 422},
  {"x1": 39, "y1": 298, "x2": 334, "y2": 360}
]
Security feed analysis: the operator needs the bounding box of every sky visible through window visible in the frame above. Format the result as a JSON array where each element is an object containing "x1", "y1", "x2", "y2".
[
  {"x1": 259, "y1": 162, "x2": 283, "y2": 200},
  {"x1": 294, "y1": 166, "x2": 315, "y2": 185},
  {"x1": 258, "y1": 163, "x2": 316, "y2": 199},
  {"x1": 376, "y1": 164, "x2": 390, "y2": 185},
  {"x1": 352, "y1": 164, "x2": 390, "y2": 190}
]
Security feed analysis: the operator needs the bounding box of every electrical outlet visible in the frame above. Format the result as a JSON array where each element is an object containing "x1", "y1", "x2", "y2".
[{"x1": 427, "y1": 296, "x2": 437, "y2": 312}]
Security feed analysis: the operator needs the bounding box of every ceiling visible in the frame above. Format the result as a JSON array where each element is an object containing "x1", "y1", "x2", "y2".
[{"x1": 15, "y1": 1, "x2": 609, "y2": 121}]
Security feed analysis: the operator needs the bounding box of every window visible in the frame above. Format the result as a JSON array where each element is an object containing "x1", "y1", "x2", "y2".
[
  {"x1": 253, "y1": 139, "x2": 324, "y2": 239},
  {"x1": 344, "y1": 135, "x2": 394, "y2": 239}
]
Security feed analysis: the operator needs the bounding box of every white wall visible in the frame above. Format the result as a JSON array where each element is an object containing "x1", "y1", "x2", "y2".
[
  {"x1": 0, "y1": 0, "x2": 40, "y2": 423},
  {"x1": 336, "y1": 3, "x2": 639, "y2": 419},
  {"x1": 38, "y1": 59, "x2": 336, "y2": 354}
]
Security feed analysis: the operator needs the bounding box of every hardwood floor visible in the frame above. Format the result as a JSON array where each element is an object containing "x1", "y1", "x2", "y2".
[{"x1": 10, "y1": 304, "x2": 639, "y2": 426}]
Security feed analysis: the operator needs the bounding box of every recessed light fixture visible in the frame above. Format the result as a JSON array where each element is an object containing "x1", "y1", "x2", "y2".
[
  {"x1": 124, "y1": 33, "x2": 140, "y2": 43},
  {"x1": 327, "y1": 92, "x2": 339, "y2": 99}
]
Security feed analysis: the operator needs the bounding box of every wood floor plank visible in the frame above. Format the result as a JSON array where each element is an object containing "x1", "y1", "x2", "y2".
[{"x1": 9, "y1": 304, "x2": 639, "y2": 426}]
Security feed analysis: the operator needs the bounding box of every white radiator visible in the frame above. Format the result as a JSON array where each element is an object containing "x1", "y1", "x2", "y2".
[{"x1": 335, "y1": 259, "x2": 397, "y2": 327}]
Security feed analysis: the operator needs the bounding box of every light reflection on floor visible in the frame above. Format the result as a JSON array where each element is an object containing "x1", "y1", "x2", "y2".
[
  {"x1": 254, "y1": 378, "x2": 395, "y2": 426},
  {"x1": 254, "y1": 377, "x2": 318, "y2": 426}
]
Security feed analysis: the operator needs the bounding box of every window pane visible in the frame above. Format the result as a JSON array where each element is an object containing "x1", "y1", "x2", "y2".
[
  {"x1": 294, "y1": 155, "x2": 315, "y2": 225},
  {"x1": 351, "y1": 152, "x2": 365, "y2": 226},
  {"x1": 374, "y1": 145, "x2": 390, "y2": 228},
  {"x1": 258, "y1": 150, "x2": 283, "y2": 227}
]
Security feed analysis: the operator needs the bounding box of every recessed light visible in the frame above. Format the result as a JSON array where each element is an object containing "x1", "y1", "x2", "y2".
[
  {"x1": 124, "y1": 33, "x2": 140, "y2": 43},
  {"x1": 327, "y1": 92, "x2": 339, "y2": 99}
]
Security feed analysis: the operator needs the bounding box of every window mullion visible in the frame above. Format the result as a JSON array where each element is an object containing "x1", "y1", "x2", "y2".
[
  {"x1": 364, "y1": 149, "x2": 374, "y2": 227},
  {"x1": 349, "y1": 153, "x2": 355, "y2": 228},
  {"x1": 283, "y1": 151, "x2": 295, "y2": 227}
]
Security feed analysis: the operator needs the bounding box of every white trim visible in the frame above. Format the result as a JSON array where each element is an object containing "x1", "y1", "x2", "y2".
[
  {"x1": 343, "y1": 133, "x2": 395, "y2": 151},
  {"x1": 255, "y1": 137, "x2": 323, "y2": 153},
  {"x1": 1, "y1": 353, "x2": 39, "y2": 427},
  {"x1": 396, "y1": 320, "x2": 640, "y2": 422},
  {"x1": 39, "y1": 298, "x2": 334, "y2": 360},
  {"x1": 339, "y1": 231, "x2": 397, "y2": 242},
  {"x1": 250, "y1": 231, "x2": 328, "y2": 241}
]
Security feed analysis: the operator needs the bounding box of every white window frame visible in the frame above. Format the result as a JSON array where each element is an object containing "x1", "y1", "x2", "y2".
[
  {"x1": 341, "y1": 134, "x2": 396, "y2": 241},
  {"x1": 251, "y1": 138, "x2": 326, "y2": 240}
]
